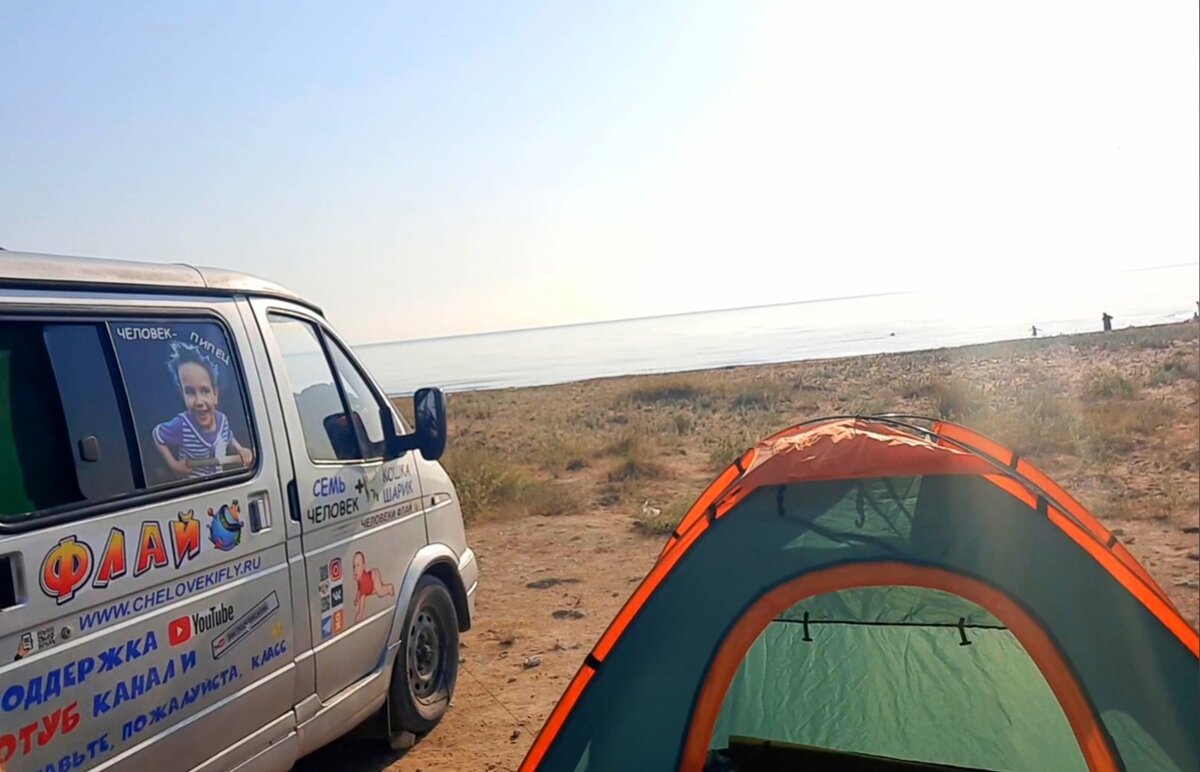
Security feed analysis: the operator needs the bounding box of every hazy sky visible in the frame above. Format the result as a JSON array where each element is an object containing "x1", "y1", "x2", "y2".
[{"x1": 2, "y1": 2, "x2": 1197, "y2": 343}]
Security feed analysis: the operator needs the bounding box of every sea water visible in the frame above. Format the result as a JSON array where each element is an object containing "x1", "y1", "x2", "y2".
[{"x1": 356, "y1": 264, "x2": 1198, "y2": 395}]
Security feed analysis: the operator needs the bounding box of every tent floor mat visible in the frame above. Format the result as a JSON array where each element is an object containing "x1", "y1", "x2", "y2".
[{"x1": 706, "y1": 736, "x2": 998, "y2": 772}]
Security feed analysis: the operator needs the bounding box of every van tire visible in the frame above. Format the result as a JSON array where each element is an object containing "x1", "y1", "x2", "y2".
[{"x1": 389, "y1": 574, "x2": 459, "y2": 738}]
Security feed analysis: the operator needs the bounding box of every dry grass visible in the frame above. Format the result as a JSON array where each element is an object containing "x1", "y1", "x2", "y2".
[
  {"x1": 532, "y1": 431, "x2": 596, "y2": 474},
  {"x1": 434, "y1": 322, "x2": 1197, "y2": 536},
  {"x1": 1082, "y1": 325, "x2": 1190, "y2": 351},
  {"x1": 671, "y1": 412, "x2": 696, "y2": 435},
  {"x1": 522, "y1": 480, "x2": 586, "y2": 518},
  {"x1": 440, "y1": 446, "x2": 582, "y2": 521},
  {"x1": 708, "y1": 431, "x2": 757, "y2": 470},
  {"x1": 608, "y1": 457, "x2": 667, "y2": 482},
  {"x1": 1150, "y1": 351, "x2": 1199, "y2": 386},
  {"x1": 602, "y1": 430, "x2": 648, "y2": 458},
  {"x1": 619, "y1": 377, "x2": 712, "y2": 407},
  {"x1": 728, "y1": 388, "x2": 774, "y2": 412},
  {"x1": 999, "y1": 386, "x2": 1081, "y2": 456},
  {"x1": 1084, "y1": 370, "x2": 1141, "y2": 400},
  {"x1": 610, "y1": 445, "x2": 667, "y2": 482},
  {"x1": 596, "y1": 426, "x2": 666, "y2": 481},
  {"x1": 440, "y1": 446, "x2": 529, "y2": 522},
  {"x1": 902, "y1": 377, "x2": 985, "y2": 421},
  {"x1": 1073, "y1": 401, "x2": 1171, "y2": 461},
  {"x1": 633, "y1": 498, "x2": 692, "y2": 534}
]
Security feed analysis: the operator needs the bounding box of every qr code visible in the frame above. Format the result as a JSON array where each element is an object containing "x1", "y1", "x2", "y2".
[
  {"x1": 319, "y1": 565, "x2": 329, "y2": 581},
  {"x1": 36, "y1": 627, "x2": 56, "y2": 648}
]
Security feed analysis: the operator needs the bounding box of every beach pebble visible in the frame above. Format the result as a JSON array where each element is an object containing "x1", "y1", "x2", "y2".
[
  {"x1": 552, "y1": 609, "x2": 585, "y2": 620},
  {"x1": 526, "y1": 577, "x2": 580, "y2": 590}
]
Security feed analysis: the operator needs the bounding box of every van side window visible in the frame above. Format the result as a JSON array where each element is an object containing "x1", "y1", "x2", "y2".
[
  {"x1": 325, "y1": 337, "x2": 387, "y2": 454},
  {"x1": 268, "y1": 314, "x2": 385, "y2": 462},
  {"x1": 0, "y1": 321, "x2": 133, "y2": 521},
  {"x1": 110, "y1": 321, "x2": 257, "y2": 486},
  {"x1": 44, "y1": 325, "x2": 138, "y2": 501}
]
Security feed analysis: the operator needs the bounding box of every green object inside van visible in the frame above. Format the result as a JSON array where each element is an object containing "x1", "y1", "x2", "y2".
[{"x1": 0, "y1": 325, "x2": 82, "y2": 519}]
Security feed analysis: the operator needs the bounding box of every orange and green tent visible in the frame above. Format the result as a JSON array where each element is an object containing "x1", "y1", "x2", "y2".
[{"x1": 521, "y1": 417, "x2": 1198, "y2": 771}]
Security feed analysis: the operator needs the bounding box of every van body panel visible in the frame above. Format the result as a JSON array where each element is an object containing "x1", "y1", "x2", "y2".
[
  {"x1": 417, "y1": 460, "x2": 473, "y2": 575},
  {"x1": 384, "y1": 541, "x2": 475, "y2": 656},
  {"x1": 93, "y1": 646, "x2": 295, "y2": 772},
  {"x1": 461, "y1": 548, "x2": 479, "y2": 624},
  {"x1": 0, "y1": 291, "x2": 296, "y2": 772},
  {"x1": 199, "y1": 716, "x2": 297, "y2": 772},
  {"x1": 246, "y1": 298, "x2": 429, "y2": 703},
  {"x1": 293, "y1": 663, "x2": 390, "y2": 758},
  {"x1": 0, "y1": 250, "x2": 319, "y2": 314},
  {"x1": 234, "y1": 297, "x2": 318, "y2": 707},
  {"x1": 0, "y1": 255, "x2": 475, "y2": 771}
]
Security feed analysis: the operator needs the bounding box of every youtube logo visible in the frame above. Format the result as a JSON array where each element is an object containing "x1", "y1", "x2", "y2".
[{"x1": 168, "y1": 616, "x2": 193, "y2": 646}]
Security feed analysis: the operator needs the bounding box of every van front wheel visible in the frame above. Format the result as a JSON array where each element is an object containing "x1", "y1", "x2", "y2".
[{"x1": 389, "y1": 574, "x2": 459, "y2": 740}]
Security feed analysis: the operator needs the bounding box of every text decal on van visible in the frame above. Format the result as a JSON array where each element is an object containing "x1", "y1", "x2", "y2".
[
  {"x1": 39, "y1": 505, "x2": 242, "y2": 605},
  {"x1": 77, "y1": 557, "x2": 262, "y2": 632}
]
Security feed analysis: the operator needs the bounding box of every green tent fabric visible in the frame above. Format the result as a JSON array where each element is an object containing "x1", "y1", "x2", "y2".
[
  {"x1": 712, "y1": 588, "x2": 1086, "y2": 771},
  {"x1": 523, "y1": 418, "x2": 1199, "y2": 772}
]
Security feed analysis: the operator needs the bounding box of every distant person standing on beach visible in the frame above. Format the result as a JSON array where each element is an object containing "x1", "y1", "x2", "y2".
[
  {"x1": 1102, "y1": 312, "x2": 1113, "y2": 332},
  {"x1": 1031, "y1": 325, "x2": 1039, "y2": 337}
]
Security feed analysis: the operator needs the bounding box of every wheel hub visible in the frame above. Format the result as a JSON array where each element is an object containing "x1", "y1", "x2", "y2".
[{"x1": 407, "y1": 610, "x2": 442, "y2": 702}]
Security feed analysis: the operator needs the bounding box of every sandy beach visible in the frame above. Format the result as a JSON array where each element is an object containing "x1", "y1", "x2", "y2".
[{"x1": 297, "y1": 321, "x2": 1200, "y2": 772}]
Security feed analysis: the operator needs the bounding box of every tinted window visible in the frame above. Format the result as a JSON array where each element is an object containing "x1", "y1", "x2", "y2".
[
  {"x1": 326, "y1": 337, "x2": 386, "y2": 455},
  {"x1": 0, "y1": 323, "x2": 83, "y2": 518},
  {"x1": 44, "y1": 325, "x2": 138, "y2": 501},
  {"x1": 269, "y1": 315, "x2": 390, "y2": 462},
  {"x1": 0, "y1": 321, "x2": 135, "y2": 521},
  {"x1": 111, "y1": 320, "x2": 257, "y2": 485},
  {"x1": 269, "y1": 315, "x2": 354, "y2": 461}
]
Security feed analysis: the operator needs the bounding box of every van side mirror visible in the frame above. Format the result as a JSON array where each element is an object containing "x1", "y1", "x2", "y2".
[
  {"x1": 412, "y1": 387, "x2": 447, "y2": 461},
  {"x1": 381, "y1": 387, "x2": 447, "y2": 462}
]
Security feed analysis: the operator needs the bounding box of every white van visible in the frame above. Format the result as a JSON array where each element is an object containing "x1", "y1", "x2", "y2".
[{"x1": 0, "y1": 251, "x2": 477, "y2": 771}]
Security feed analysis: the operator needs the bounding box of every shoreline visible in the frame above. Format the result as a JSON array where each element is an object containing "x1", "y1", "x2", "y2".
[
  {"x1": 358, "y1": 290, "x2": 920, "y2": 348},
  {"x1": 398, "y1": 319, "x2": 1198, "y2": 399}
]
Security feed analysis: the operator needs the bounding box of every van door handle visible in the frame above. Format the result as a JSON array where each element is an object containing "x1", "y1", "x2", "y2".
[
  {"x1": 287, "y1": 480, "x2": 301, "y2": 522},
  {"x1": 0, "y1": 553, "x2": 23, "y2": 611},
  {"x1": 248, "y1": 494, "x2": 271, "y2": 533}
]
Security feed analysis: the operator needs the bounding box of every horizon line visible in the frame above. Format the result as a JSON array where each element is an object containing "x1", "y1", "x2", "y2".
[
  {"x1": 354, "y1": 290, "x2": 917, "y2": 347},
  {"x1": 1117, "y1": 261, "x2": 1200, "y2": 273}
]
